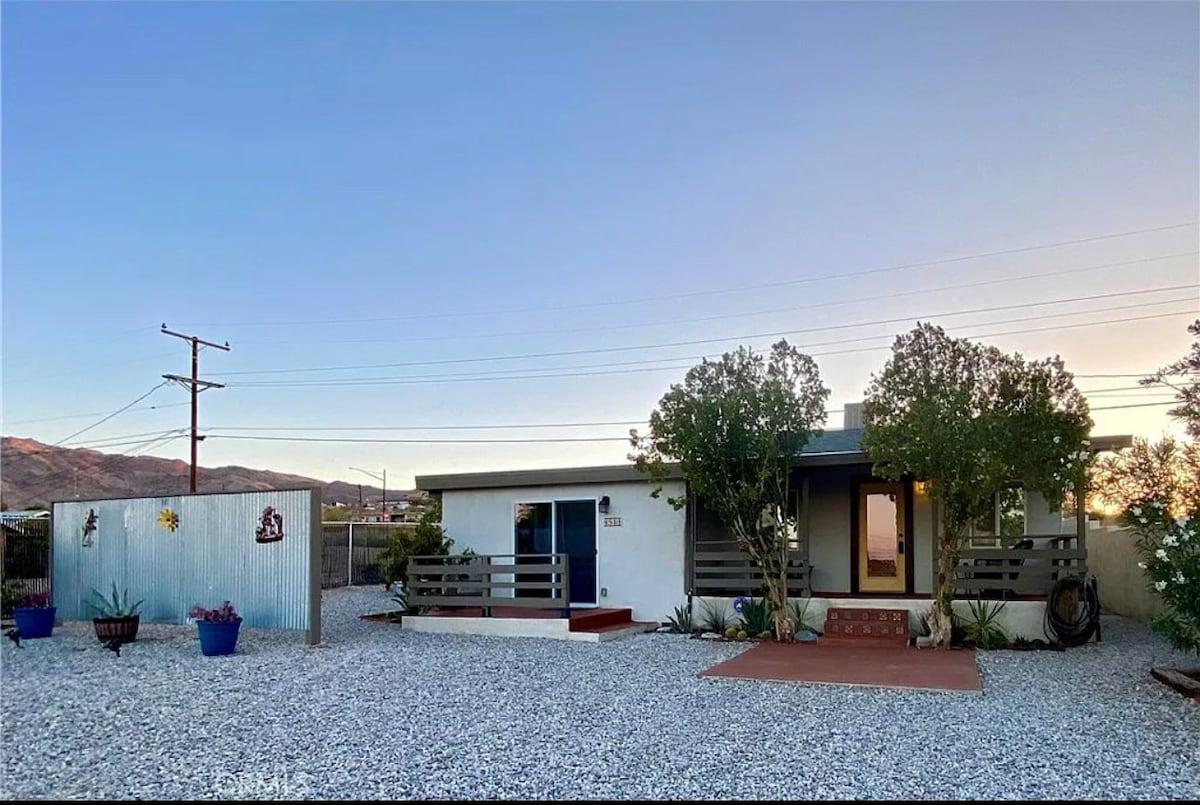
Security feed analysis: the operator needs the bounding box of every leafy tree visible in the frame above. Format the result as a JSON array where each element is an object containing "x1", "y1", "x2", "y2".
[
  {"x1": 630, "y1": 339, "x2": 830, "y2": 641},
  {"x1": 376, "y1": 501, "x2": 455, "y2": 590},
  {"x1": 862, "y1": 323, "x2": 1092, "y2": 647},
  {"x1": 1142, "y1": 319, "x2": 1200, "y2": 439},
  {"x1": 1092, "y1": 436, "x2": 1200, "y2": 518}
]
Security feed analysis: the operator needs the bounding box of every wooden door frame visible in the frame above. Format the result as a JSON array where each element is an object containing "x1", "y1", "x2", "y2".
[{"x1": 849, "y1": 476, "x2": 915, "y2": 595}]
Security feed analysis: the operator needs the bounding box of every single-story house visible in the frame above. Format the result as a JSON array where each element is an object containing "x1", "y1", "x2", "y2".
[{"x1": 412, "y1": 404, "x2": 1130, "y2": 641}]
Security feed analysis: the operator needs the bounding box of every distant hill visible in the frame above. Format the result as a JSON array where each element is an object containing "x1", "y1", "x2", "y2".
[{"x1": 0, "y1": 437, "x2": 402, "y2": 510}]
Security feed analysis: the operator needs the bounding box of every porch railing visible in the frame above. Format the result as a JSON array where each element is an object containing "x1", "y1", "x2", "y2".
[
  {"x1": 691, "y1": 540, "x2": 809, "y2": 598},
  {"x1": 406, "y1": 552, "x2": 571, "y2": 616},
  {"x1": 945, "y1": 534, "x2": 1087, "y2": 598}
]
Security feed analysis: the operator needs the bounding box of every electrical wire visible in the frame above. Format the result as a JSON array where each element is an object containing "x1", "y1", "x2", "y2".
[
  {"x1": 213, "y1": 284, "x2": 1197, "y2": 379},
  {"x1": 175, "y1": 221, "x2": 1200, "y2": 328},
  {"x1": 226, "y1": 306, "x2": 1196, "y2": 388},
  {"x1": 199, "y1": 400, "x2": 1176, "y2": 446},
  {"x1": 4, "y1": 402, "x2": 190, "y2": 427},
  {"x1": 235, "y1": 251, "x2": 1200, "y2": 347},
  {"x1": 51, "y1": 382, "x2": 169, "y2": 446}
]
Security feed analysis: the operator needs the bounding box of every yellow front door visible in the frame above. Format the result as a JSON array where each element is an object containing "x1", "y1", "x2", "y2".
[{"x1": 858, "y1": 482, "x2": 906, "y2": 593}]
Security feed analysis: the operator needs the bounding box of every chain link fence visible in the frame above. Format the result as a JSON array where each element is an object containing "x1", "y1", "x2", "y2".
[{"x1": 320, "y1": 522, "x2": 416, "y2": 589}]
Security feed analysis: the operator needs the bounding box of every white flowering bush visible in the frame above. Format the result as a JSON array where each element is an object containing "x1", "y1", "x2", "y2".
[{"x1": 1129, "y1": 499, "x2": 1200, "y2": 656}]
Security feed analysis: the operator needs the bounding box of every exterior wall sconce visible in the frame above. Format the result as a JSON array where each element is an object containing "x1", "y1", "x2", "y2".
[
  {"x1": 598, "y1": 496, "x2": 611, "y2": 514},
  {"x1": 913, "y1": 480, "x2": 930, "y2": 497}
]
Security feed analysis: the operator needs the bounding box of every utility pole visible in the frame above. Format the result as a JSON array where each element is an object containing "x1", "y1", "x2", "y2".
[
  {"x1": 349, "y1": 467, "x2": 387, "y2": 521},
  {"x1": 161, "y1": 324, "x2": 230, "y2": 493}
]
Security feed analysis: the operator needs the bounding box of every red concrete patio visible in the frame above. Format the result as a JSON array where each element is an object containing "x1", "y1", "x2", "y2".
[{"x1": 699, "y1": 641, "x2": 983, "y2": 693}]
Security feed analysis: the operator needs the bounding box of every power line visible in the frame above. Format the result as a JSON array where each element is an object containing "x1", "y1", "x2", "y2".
[
  {"x1": 205, "y1": 386, "x2": 1167, "y2": 432},
  {"x1": 177, "y1": 220, "x2": 1199, "y2": 328},
  {"x1": 4, "y1": 402, "x2": 190, "y2": 426},
  {"x1": 213, "y1": 283, "x2": 1197, "y2": 379},
  {"x1": 235, "y1": 250, "x2": 1200, "y2": 347},
  {"x1": 225, "y1": 302, "x2": 1196, "y2": 388},
  {"x1": 52, "y1": 382, "x2": 169, "y2": 446},
  {"x1": 200, "y1": 399, "x2": 1181, "y2": 447}
]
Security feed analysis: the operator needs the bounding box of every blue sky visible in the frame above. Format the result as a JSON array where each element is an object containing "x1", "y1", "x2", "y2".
[{"x1": 3, "y1": 2, "x2": 1198, "y2": 489}]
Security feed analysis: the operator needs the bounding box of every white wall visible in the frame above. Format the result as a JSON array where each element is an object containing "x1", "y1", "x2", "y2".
[
  {"x1": 439, "y1": 480, "x2": 687, "y2": 622},
  {"x1": 693, "y1": 595, "x2": 1049, "y2": 641}
]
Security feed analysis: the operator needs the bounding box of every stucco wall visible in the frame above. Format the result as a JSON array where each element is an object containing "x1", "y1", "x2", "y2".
[
  {"x1": 807, "y1": 467, "x2": 933, "y2": 595},
  {"x1": 1087, "y1": 526, "x2": 1159, "y2": 622},
  {"x1": 439, "y1": 479, "x2": 686, "y2": 622},
  {"x1": 807, "y1": 465, "x2": 858, "y2": 593}
]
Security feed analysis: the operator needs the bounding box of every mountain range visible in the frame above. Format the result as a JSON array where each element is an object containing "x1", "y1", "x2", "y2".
[{"x1": 0, "y1": 437, "x2": 399, "y2": 510}]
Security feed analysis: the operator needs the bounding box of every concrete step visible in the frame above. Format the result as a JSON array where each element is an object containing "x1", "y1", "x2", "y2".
[{"x1": 823, "y1": 607, "x2": 910, "y2": 647}]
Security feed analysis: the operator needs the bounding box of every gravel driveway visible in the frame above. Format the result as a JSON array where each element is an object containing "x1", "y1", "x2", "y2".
[{"x1": 2, "y1": 587, "x2": 1197, "y2": 800}]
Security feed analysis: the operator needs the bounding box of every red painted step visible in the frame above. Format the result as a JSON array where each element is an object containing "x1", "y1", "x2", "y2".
[
  {"x1": 823, "y1": 607, "x2": 910, "y2": 647},
  {"x1": 568, "y1": 607, "x2": 633, "y2": 632}
]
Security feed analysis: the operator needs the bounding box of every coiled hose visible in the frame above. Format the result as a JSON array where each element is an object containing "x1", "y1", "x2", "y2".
[{"x1": 1044, "y1": 574, "x2": 1101, "y2": 647}]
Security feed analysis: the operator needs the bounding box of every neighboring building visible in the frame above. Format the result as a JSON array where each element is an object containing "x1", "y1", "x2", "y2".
[{"x1": 414, "y1": 404, "x2": 1131, "y2": 640}]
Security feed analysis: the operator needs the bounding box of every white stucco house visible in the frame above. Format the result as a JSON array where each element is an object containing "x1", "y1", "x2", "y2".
[{"x1": 412, "y1": 404, "x2": 1130, "y2": 641}]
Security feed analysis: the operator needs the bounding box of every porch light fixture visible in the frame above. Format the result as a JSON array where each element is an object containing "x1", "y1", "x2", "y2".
[
  {"x1": 598, "y1": 496, "x2": 611, "y2": 514},
  {"x1": 913, "y1": 480, "x2": 930, "y2": 497}
]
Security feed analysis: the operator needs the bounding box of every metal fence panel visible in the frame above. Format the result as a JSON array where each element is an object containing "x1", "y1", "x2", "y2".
[{"x1": 53, "y1": 489, "x2": 317, "y2": 634}]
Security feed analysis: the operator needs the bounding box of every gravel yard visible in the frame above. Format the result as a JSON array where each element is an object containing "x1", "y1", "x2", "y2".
[{"x1": 2, "y1": 587, "x2": 1198, "y2": 800}]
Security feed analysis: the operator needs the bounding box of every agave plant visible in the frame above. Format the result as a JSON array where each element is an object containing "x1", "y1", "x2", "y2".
[
  {"x1": 666, "y1": 604, "x2": 693, "y2": 634},
  {"x1": 737, "y1": 597, "x2": 774, "y2": 636},
  {"x1": 960, "y1": 597, "x2": 1009, "y2": 650},
  {"x1": 698, "y1": 599, "x2": 732, "y2": 634},
  {"x1": 86, "y1": 582, "x2": 144, "y2": 619},
  {"x1": 788, "y1": 598, "x2": 817, "y2": 634}
]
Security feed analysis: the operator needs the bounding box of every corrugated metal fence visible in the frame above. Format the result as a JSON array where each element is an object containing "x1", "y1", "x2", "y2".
[{"x1": 53, "y1": 488, "x2": 320, "y2": 643}]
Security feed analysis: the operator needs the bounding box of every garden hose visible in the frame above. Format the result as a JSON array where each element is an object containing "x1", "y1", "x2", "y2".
[{"x1": 1044, "y1": 574, "x2": 1101, "y2": 647}]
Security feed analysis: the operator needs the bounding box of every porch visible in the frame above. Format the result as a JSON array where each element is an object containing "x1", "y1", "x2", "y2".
[
  {"x1": 402, "y1": 552, "x2": 654, "y2": 641},
  {"x1": 688, "y1": 465, "x2": 1092, "y2": 604}
]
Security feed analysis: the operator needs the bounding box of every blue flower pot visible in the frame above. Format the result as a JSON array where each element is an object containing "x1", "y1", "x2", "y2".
[
  {"x1": 13, "y1": 606, "x2": 55, "y2": 639},
  {"x1": 196, "y1": 619, "x2": 242, "y2": 656}
]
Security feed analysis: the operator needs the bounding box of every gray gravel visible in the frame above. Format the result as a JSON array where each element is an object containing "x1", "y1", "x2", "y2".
[{"x1": 2, "y1": 587, "x2": 1198, "y2": 800}]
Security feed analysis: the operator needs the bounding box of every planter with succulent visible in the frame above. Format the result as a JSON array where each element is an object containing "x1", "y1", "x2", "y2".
[
  {"x1": 12, "y1": 591, "x2": 56, "y2": 639},
  {"x1": 86, "y1": 583, "x2": 143, "y2": 644},
  {"x1": 189, "y1": 601, "x2": 242, "y2": 656}
]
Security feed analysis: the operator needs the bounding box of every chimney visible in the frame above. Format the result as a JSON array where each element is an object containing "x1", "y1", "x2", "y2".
[{"x1": 843, "y1": 402, "x2": 865, "y2": 430}]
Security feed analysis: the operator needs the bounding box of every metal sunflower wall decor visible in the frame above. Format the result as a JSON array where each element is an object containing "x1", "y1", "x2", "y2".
[{"x1": 157, "y1": 507, "x2": 180, "y2": 532}]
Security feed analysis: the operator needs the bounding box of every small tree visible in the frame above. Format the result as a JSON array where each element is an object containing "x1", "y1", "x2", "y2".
[
  {"x1": 1092, "y1": 436, "x2": 1200, "y2": 518},
  {"x1": 376, "y1": 501, "x2": 455, "y2": 590},
  {"x1": 863, "y1": 323, "x2": 1092, "y2": 647},
  {"x1": 630, "y1": 339, "x2": 830, "y2": 641}
]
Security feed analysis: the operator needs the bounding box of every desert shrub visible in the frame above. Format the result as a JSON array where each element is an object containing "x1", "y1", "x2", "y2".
[
  {"x1": 957, "y1": 597, "x2": 1009, "y2": 650},
  {"x1": 1129, "y1": 501, "x2": 1200, "y2": 656},
  {"x1": 666, "y1": 605, "x2": 693, "y2": 634},
  {"x1": 736, "y1": 597, "x2": 774, "y2": 636},
  {"x1": 699, "y1": 599, "x2": 732, "y2": 634}
]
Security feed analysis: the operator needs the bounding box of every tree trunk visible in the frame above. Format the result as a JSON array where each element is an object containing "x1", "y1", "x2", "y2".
[
  {"x1": 931, "y1": 528, "x2": 964, "y2": 649},
  {"x1": 743, "y1": 537, "x2": 792, "y2": 642}
]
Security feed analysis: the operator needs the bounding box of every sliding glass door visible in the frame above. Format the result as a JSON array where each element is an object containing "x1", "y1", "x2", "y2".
[{"x1": 513, "y1": 499, "x2": 597, "y2": 606}]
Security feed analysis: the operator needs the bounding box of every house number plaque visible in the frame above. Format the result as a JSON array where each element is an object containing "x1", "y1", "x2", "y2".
[{"x1": 603, "y1": 516, "x2": 623, "y2": 527}]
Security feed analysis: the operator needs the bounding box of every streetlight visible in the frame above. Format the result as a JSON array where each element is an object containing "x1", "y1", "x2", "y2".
[
  {"x1": 347, "y1": 466, "x2": 388, "y2": 588},
  {"x1": 348, "y1": 466, "x2": 387, "y2": 519}
]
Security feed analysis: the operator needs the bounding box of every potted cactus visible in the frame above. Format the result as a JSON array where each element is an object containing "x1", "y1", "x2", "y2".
[
  {"x1": 189, "y1": 601, "x2": 242, "y2": 656},
  {"x1": 12, "y1": 591, "x2": 56, "y2": 639},
  {"x1": 86, "y1": 583, "x2": 143, "y2": 644}
]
